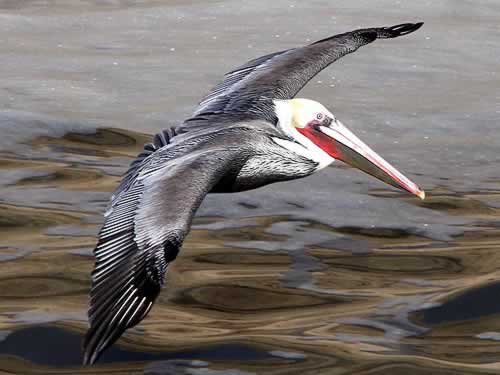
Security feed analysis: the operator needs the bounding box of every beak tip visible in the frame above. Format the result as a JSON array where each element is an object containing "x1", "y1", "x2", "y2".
[{"x1": 416, "y1": 190, "x2": 426, "y2": 200}]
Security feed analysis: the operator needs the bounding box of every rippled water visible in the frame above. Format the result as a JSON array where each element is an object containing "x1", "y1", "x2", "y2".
[{"x1": 1, "y1": 1, "x2": 500, "y2": 374}]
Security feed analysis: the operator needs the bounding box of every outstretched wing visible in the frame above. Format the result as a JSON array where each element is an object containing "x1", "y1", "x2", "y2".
[
  {"x1": 129, "y1": 23, "x2": 423, "y2": 164},
  {"x1": 83, "y1": 147, "x2": 238, "y2": 365},
  {"x1": 193, "y1": 22, "x2": 423, "y2": 120}
]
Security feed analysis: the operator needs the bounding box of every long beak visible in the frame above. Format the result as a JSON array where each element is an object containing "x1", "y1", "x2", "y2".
[{"x1": 317, "y1": 120, "x2": 425, "y2": 199}]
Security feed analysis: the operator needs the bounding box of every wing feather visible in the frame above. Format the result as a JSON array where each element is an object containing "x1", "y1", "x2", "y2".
[
  {"x1": 196, "y1": 49, "x2": 291, "y2": 114},
  {"x1": 192, "y1": 22, "x2": 423, "y2": 119},
  {"x1": 83, "y1": 147, "x2": 239, "y2": 365}
]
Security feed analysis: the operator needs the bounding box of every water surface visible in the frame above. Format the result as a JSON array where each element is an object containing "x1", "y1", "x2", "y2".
[{"x1": 1, "y1": 1, "x2": 500, "y2": 374}]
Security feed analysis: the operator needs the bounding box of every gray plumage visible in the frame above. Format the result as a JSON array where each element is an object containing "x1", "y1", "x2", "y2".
[
  {"x1": 83, "y1": 22, "x2": 423, "y2": 365},
  {"x1": 191, "y1": 23, "x2": 423, "y2": 123}
]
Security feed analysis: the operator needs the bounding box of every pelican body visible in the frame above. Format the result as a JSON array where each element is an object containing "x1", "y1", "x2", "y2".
[{"x1": 84, "y1": 22, "x2": 425, "y2": 364}]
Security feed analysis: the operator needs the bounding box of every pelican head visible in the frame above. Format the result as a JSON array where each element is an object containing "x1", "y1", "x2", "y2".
[{"x1": 274, "y1": 98, "x2": 425, "y2": 199}]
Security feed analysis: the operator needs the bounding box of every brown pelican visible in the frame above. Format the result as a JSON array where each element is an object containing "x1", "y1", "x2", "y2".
[{"x1": 83, "y1": 22, "x2": 425, "y2": 364}]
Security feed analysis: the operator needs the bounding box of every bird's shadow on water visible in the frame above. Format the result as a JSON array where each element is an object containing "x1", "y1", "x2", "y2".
[{"x1": 0, "y1": 325, "x2": 274, "y2": 367}]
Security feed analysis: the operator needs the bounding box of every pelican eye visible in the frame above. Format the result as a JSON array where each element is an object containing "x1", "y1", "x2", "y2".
[
  {"x1": 311, "y1": 123, "x2": 322, "y2": 132},
  {"x1": 316, "y1": 113, "x2": 324, "y2": 120}
]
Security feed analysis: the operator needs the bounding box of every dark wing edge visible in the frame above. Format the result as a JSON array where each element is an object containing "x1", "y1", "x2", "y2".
[
  {"x1": 191, "y1": 22, "x2": 424, "y2": 118},
  {"x1": 377, "y1": 22, "x2": 424, "y2": 39},
  {"x1": 83, "y1": 149, "x2": 236, "y2": 365}
]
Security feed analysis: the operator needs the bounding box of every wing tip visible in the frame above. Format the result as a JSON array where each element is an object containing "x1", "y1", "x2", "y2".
[
  {"x1": 82, "y1": 315, "x2": 122, "y2": 366},
  {"x1": 378, "y1": 22, "x2": 424, "y2": 39},
  {"x1": 82, "y1": 310, "x2": 111, "y2": 366},
  {"x1": 82, "y1": 330, "x2": 101, "y2": 365},
  {"x1": 82, "y1": 265, "x2": 160, "y2": 365},
  {"x1": 82, "y1": 295, "x2": 154, "y2": 366},
  {"x1": 82, "y1": 351, "x2": 97, "y2": 366}
]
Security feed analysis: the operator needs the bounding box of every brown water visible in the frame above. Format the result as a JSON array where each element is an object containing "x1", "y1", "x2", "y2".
[{"x1": 1, "y1": 1, "x2": 500, "y2": 374}]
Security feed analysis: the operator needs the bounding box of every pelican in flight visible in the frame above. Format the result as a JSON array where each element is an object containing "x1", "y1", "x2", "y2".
[{"x1": 83, "y1": 22, "x2": 425, "y2": 364}]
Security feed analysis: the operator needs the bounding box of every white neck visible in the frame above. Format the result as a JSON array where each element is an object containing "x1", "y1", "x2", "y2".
[{"x1": 273, "y1": 99, "x2": 334, "y2": 170}]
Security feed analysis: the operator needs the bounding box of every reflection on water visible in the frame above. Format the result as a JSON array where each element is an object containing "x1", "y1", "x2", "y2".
[
  {"x1": 1, "y1": 115, "x2": 500, "y2": 375},
  {"x1": 0, "y1": 326, "x2": 276, "y2": 366},
  {"x1": 1, "y1": 1, "x2": 500, "y2": 374},
  {"x1": 420, "y1": 282, "x2": 500, "y2": 325}
]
